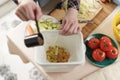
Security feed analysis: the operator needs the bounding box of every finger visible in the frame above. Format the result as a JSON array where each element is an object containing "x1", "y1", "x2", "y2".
[
  {"x1": 66, "y1": 22, "x2": 79, "y2": 35},
  {"x1": 64, "y1": 20, "x2": 78, "y2": 35},
  {"x1": 77, "y1": 26, "x2": 81, "y2": 33},
  {"x1": 62, "y1": 20, "x2": 71, "y2": 34},
  {"x1": 25, "y1": 5, "x2": 35, "y2": 20},
  {"x1": 72, "y1": 23, "x2": 80, "y2": 33},
  {"x1": 15, "y1": 8, "x2": 28, "y2": 21},
  {"x1": 69, "y1": 22, "x2": 77, "y2": 34},
  {"x1": 61, "y1": 19, "x2": 66, "y2": 27},
  {"x1": 63, "y1": 23, "x2": 74, "y2": 35},
  {"x1": 16, "y1": 6, "x2": 28, "y2": 20},
  {"x1": 63, "y1": 26, "x2": 80, "y2": 36},
  {"x1": 63, "y1": 30, "x2": 73, "y2": 36},
  {"x1": 16, "y1": 12, "x2": 27, "y2": 21},
  {"x1": 62, "y1": 20, "x2": 70, "y2": 31},
  {"x1": 73, "y1": 25, "x2": 78, "y2": 33},
  {"x1": 20, "y1": 6, "x2": 29, "y2": 18},
  {"x1": 60, "y1": 19, "x2": 67, "y2": 34},
  {"x1": 62, "y1": 22, "x2": 74, "y2": 35}
]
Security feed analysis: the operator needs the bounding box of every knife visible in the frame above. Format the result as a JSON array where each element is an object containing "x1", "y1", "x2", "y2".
[
  {"x1": 59, "y1": 20, "x2": 92, "y2": 24},
  {"x1": 78, "y1": 20, "x2": 92, "y2": 23}
]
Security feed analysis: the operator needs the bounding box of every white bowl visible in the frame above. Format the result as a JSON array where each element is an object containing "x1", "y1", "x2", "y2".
[{"x1": 34, "y1": 30, "x2": 86, "y2": 72}]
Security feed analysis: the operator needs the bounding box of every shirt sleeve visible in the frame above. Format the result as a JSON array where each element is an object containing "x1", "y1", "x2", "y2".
[{"x1": 67, "y1": 0, "x2": 80, "y2": 11}]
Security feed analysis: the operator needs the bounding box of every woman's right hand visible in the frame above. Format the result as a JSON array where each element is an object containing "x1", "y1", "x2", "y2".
[{"x1": 15, "y1": 0, "x2": 42, "y2": 21}]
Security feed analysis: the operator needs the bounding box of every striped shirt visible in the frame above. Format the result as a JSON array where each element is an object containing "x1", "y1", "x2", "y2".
[
  {"x1": 13, "y1": 0, "x2": 80, "y2": 11},
  {"x1": 68, "y1": 0, "x2": 80, "y2": 11}
]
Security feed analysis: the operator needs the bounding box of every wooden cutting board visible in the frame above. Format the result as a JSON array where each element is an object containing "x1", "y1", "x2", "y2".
[
  {"x1": 50, "y1": 1, "x2": 103, "y2": 28},
  {"x1": 82, "y1": 3, "x2": 117, "y2": 39}
]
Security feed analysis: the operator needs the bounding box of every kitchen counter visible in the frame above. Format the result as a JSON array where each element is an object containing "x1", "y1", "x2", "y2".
[
  {"x1": 0, "y1": 33, "x2": 49, "y2": 80},
  {"x1": 6, "y1": 3, "x2": 120, "y2": 80},
  {"x1": 49, "y1": 4, "x2": 120, "y2": 80}
]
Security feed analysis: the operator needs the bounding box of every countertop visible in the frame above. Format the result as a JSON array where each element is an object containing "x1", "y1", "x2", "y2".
[
  {"x1": 0, "y1": 33, "x2": 49, "y2": 80},
  {"x1": 6, "y1": 3, "x2": 120, "y2": 80}
]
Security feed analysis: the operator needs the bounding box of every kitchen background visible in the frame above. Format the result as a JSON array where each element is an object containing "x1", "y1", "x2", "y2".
[{"x1": 0, "y1": 0, "x2": 120, "y2": 80}]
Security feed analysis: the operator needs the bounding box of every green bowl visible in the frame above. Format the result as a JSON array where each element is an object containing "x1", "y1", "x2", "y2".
[{"x1": 84, "y1": 33, "x2": 118, "y2": 67}]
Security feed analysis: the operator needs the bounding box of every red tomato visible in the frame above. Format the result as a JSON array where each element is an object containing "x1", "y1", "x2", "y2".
[
  {"x1": 100, "y1": 40, "x2": 112, "y2": 51},
  {"x1": 100, "y1": 36, "x2": 111, "y2": 42},
  {"x1": 87, "y1": 38, "x2": 100, "y2": 49},
  {"x1": 92, "y1": 48, "x2": 106, "y2": 62},
  {"x1": 106, "y1": 46, "x2": 118, "y2": 59}
]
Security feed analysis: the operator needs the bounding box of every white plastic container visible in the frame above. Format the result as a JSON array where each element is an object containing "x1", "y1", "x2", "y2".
[{"x1": 34, "y1": 30, "x2": 86, "y2": 72}]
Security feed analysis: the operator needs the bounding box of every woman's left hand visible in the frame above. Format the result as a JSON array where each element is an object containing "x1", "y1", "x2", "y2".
[{"x1": 60, "y1": 8, "x2": 81, "y2": 35}]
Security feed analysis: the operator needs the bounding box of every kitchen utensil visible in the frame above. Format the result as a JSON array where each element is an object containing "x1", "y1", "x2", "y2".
[
  {"x1": 78, "y1": 20, "x2": 93, "y2": 23},
  {"x1": 24, "y1": 15, "x2": 44, "y2": 47},
  {"x1": 59, "y1": 20, "x2": 92, "y2": 24}
]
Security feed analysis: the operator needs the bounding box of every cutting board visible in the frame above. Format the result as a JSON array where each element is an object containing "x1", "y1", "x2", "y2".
[{"x1": 50, "y1": 0, "x2": 102, "y2": 28}]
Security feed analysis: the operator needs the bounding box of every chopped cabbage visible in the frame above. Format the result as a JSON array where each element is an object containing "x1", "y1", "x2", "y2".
[{"x1": 62, "y1": 0, "x2": 101, "y2": 19}]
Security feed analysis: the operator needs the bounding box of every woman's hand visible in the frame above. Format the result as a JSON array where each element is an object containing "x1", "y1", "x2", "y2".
[
  {"x1": 15, "y1": 0, "x2": 42, "y2": 21},
  {"x1": 60, "y1": 8, "x2": 81, "y2": 35}
]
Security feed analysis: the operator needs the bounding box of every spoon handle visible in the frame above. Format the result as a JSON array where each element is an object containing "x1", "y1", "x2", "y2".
[
  {"x1": 35, "y1": 17, "x2": 40, "y2": 33},
  {"x1": 59, "y1": 20, "x2": 92, "y2": 24}
]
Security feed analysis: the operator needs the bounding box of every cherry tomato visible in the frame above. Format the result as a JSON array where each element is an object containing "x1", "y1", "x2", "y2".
[
  {"x1": 92, "y1": 48, "x2": 106, "y2": 62},
  {"x1": 100, "y1": 36, "x2": 111, "y2": 42},
  {"x1": 87, "y1": 38, "x2": 100, "y2": 49},
  {"x1": 100, "y1": 40, "x2": 112, "y2": 51},
  {"x1": 106, "y1": 46, "x2": 118, "y2": 59}
]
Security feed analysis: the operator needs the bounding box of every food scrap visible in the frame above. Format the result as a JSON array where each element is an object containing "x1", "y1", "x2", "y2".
[
  {"x1": 46, "y1": 45, "x2": 70, "y2": 63},
  {"x1": 26, "y1": 24, "x2": 34, "y2": 35}
]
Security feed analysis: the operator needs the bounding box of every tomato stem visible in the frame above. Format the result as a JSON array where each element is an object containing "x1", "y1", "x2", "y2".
[{"x1": 99, "y1": 52, "x2": 103, "y2": 56}]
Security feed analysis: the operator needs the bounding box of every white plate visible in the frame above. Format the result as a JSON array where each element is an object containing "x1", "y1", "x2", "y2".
[
  {"x1": 25, "y1": 15, "x2": 59, "y2": 36},
  {"x1": 40, "y1": 15, "x2": 58, "y2": 23},
  {"x1": 28, "y1": 15, "x2": 58, "y2": 30}
]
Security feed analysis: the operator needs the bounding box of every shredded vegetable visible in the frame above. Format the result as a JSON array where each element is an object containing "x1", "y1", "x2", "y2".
[
  {"x1": 62, "y1": 0, "x2": 101, "y2": 19},
  {"x1": 46, "y1": 45, "x2": 70, "y2": 63},
  {"x1": 38, "y1": 18, "x2": 60, "y2": 30}
]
